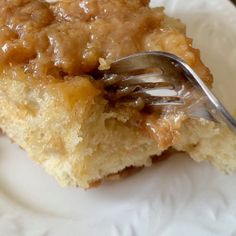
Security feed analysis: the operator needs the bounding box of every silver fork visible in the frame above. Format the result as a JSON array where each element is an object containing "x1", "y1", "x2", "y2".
[{"x1": 101, "y1": 51, "x2": 236, "y2": 133}]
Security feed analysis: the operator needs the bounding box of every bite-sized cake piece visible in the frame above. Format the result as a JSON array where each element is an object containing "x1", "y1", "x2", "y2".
[{"x1": 0, "y1": 0, "x2": 235, "y2": 188}]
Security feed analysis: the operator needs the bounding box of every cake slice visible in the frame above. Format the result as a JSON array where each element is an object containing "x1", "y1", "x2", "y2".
[{"x1": 0, "y1": 0, "x2": 236, "y2": 188}]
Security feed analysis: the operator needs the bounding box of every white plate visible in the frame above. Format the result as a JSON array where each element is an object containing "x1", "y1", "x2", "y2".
[{"x1": 1, "y1": 0, "x2": 236, "y2": 235}]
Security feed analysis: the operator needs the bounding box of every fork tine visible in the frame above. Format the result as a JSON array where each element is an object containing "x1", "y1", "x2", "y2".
[
  {"x1": 133, "y1": 87, "x2": 178, "y2": 97},
  {"x1": 117, "y1": 96, "x2": 183, "y2": 109},
  {"x1": 147, "y1": 100, "x2": 184, "y2": 106},
  {"x1": 107, "y1": 85, "x2": 177, "y2": 100},
  {"x1": 118, "y1": 74, "x2": 173, "y2": 88},
  {"x1": 121, "y1": 73, "x2": 165, "y2": 83},
  {"x1": 108, "y1": 85, "x2": 137, "y2": 98},
  {"x1": 102, "y1": 72, "x2": 170, "y2": 87}
]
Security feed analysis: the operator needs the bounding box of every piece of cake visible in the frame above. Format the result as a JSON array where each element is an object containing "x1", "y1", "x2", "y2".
[{"x1": 0, "y1": 0, "x2": 236, "y2": 188}]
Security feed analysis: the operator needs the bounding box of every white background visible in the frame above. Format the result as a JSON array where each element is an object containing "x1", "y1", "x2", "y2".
[{"x1": 0, "y1": 0, "x2": 236, "y2": 235}]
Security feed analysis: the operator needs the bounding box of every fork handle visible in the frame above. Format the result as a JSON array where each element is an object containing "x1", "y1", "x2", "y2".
[{"x1": 182, "y1": 62, "x2": 236, "y2": 133}]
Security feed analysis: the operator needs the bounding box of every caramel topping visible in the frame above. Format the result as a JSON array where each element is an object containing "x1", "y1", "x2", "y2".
[
  {"x1": 145, "y1": 113, "x2": 186, "y2": 149},
  {"x1": 0, "y1": 0, "x2": 165, "y2": 77}
]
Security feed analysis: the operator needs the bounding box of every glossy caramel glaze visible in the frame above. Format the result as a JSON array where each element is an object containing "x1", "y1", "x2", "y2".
[{"x1": 0, "y1": 0, "x2": 212, "y2": 86}]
